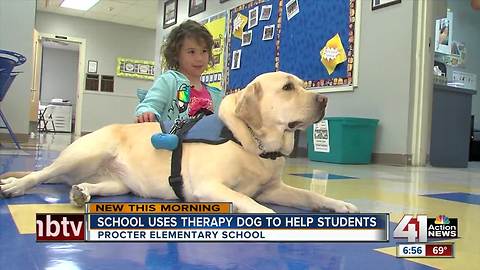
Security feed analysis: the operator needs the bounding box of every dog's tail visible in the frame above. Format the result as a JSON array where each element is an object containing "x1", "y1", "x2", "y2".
[{"x1": 0, "y1": 171, "x2": 31, "y2": 179}]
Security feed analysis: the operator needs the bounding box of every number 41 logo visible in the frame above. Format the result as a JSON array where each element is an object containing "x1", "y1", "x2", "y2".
[{"x1": 393, "y1": 215, "x2": 428, "y2": 242}]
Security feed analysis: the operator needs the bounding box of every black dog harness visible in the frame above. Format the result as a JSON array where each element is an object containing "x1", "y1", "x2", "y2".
[{"x1": 160, "y1": 114, "x2": 284, "y2": 201}]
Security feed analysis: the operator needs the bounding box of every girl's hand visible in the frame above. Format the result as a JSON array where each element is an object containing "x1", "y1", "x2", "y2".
[{"x1": 136, "y1": 112, "x2": 156, "y2": 123}]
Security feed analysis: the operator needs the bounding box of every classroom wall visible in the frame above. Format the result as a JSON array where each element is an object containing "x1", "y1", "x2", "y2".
[
  {"x1": 325, "y1": 0, "x2": 416, "y2": 158},
  {"x1": 81, "y1": 92, "x2": 138, "y2": 132},
  {"x1": 36, "y1": 12, "x2": 156, "y2": 132}
]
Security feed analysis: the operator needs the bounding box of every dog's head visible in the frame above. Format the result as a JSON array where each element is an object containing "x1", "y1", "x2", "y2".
[
  {"x1": 221, "y1": 71, "x2": 327, "y2": 156},
  {"x1": 235, "y1": 71, "x2": 327, "y2": 131}
]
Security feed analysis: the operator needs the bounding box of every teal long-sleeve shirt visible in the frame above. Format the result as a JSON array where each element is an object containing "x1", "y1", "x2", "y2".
[{"x1": 135, "y1": 70, "x2": 224, "y2": 121}]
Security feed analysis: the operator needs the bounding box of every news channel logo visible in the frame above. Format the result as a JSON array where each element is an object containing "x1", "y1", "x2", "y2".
[{"x1": 393, "y1": 214, "x2": 458, "y2": 243}]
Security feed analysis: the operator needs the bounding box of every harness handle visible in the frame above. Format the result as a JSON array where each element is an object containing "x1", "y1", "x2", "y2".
[{"x1": 167, "y1": 108, "x2": 213, "y2": 201}]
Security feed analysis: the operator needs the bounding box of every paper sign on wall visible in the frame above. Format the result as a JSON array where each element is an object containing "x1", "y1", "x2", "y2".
[
  {"x1": 313, "y1": 120, "x2": 330, "y2": 153},
  {"x1": 434, "y1": 11, "x2": 453, "y2": 55}
]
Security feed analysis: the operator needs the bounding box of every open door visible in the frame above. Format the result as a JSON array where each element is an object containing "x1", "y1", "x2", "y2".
[
  {"x1": 29, "y1": 32, "x2": 86, "y2": 137},
  {"x1": 409, "y1": 0, "x2": 438, "y2": 166},
  {"x1": 29, "y1": 29, "x2": 42, "y2": 122}
]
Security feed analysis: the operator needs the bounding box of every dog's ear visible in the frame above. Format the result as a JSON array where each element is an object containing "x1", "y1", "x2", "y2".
[{"x1": 235, "y1": 82, "x2": 263, "y2": 130}]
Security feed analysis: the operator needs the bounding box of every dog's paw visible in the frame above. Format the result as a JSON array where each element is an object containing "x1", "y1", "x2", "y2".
[
  {"x1": 0, "y1": 177, "x2": 26, "y2": 197},
  {"x1": 331, "y1": 200, "x2": 359, "y2": 213},
  {"x1": 70, "y1": 185, "x2": 91, "y2": 207},
  {"x1": 1, "y1": 177, "x2": 15, "y2": 184}
]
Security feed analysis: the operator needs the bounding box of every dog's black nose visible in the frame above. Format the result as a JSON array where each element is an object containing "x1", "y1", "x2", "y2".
[{"x1": 316, "y1": 94, "x2": 328, "y2": 106}]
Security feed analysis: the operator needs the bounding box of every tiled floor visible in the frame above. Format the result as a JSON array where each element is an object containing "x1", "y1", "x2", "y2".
[{"x1": 0, "y1": 132, "x2": 479, "y2": 269}]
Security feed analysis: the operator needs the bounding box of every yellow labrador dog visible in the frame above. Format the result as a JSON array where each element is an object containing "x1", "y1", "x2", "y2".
[{"x1": 0, "y1": 72, "x2": 357, "y2": 213}]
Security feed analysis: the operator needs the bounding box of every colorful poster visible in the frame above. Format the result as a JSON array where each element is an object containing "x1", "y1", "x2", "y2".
[
  {"x1": 320, "y1": 33, "x2": 347, "y2": 75},
  {"x1": 233, "y1": 13, "x2": 248, "y2": 40},
  {"x1": 116, "y1": 57, "x2": 155, "y2": 80},
  {"x1": 203, "y1": 16, "x2": 226, "y2": 90},
  {"x1": 436, "y1": 40, "x2": 467, "y2": 69},
  {"x1": 446, "y1": 41, "x2": 466, "y2": 68}
]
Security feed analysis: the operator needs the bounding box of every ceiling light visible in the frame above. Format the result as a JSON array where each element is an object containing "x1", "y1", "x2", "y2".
[{"x1": 60, "y1": 0, "x2": 100, "y2": 11}]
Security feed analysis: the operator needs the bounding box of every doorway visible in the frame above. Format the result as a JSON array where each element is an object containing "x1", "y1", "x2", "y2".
[
  {"x1": 39, "y1": 37, "x2": 78, "y2": 133},
  {"x1": 30, "y1": 32, "x2": 86, "y2": 137},
  {"x1": 430, "y1": 1, "x2": 479, "y2": 166}
]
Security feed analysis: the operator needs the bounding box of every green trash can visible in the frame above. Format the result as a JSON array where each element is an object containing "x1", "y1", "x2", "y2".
[{"x1": 307, "y1": 117, "x2": 379, "y2": 164}]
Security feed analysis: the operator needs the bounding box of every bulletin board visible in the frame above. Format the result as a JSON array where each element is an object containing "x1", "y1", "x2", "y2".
[{"x1": 226, "y1": 0, "x2": 358, "y2": 93}]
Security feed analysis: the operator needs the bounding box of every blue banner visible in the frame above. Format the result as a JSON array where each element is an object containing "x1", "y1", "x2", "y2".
[{"x1": 89, "y1": 214, "x2": 388, "y2": 230}]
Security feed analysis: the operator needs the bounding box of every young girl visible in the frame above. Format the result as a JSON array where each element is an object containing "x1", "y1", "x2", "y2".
[{"x1": 136, "y1": 20, "x2": 223, "y2": 123}]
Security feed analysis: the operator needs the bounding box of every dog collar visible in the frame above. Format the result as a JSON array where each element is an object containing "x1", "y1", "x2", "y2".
[
  {"x1": 259, "y1": 151, "x2": 285, "y2": 160},
  {"x1": 220, "y1": 126, "x2": 285, "y2": 160},
  {"x1": 246, "y1": 125, "x2": 285, "y2": 160}
]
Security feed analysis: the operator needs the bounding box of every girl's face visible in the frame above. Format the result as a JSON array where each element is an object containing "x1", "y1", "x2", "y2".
[{"x1": 178, "y1": 37, "x2": 209, "y2": 80}]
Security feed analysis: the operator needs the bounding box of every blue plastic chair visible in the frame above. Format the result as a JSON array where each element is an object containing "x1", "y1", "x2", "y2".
[{"x1": 0, "y1": 49, "x2": 26, "y2": 149}]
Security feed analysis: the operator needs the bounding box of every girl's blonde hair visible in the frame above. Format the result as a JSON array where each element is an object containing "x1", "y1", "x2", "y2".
[{"x1": 162, "y1": 20, "x2": 214, "y2": 70}]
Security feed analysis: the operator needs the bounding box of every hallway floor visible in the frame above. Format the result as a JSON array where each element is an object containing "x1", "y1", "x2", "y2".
[{"x1": 0, "y1": 133, "x2": 479, "y2": 270}]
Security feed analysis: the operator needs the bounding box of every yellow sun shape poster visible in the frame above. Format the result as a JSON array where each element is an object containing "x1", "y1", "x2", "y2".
[
  {"x1": 320, "y1": 33, "x2": 347, "y2": 75},
  {"x1": 233, "y1": 13, "x2": 248, "y2": 40}
]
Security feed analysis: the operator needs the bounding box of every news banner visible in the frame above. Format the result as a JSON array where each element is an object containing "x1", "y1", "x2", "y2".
[{"x1": 36, "y1": 202, "x2": 457, "y2": 258}]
